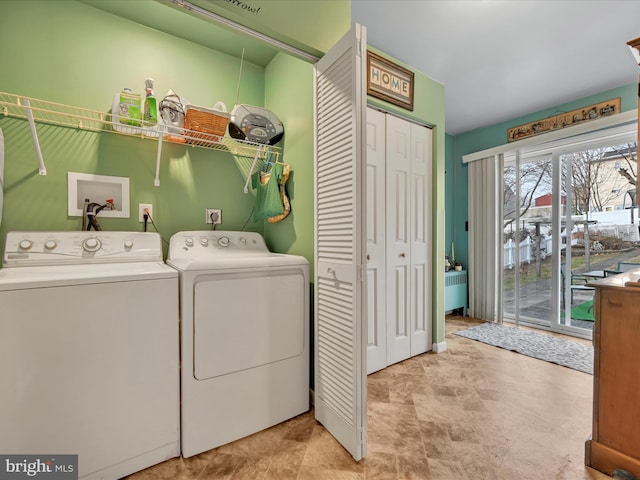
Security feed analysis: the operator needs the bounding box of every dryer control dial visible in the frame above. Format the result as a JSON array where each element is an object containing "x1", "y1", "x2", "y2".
[
  {"x1": 217, "y1": 236, "x2": 230, "y2": 247},
  {"x1": 123, "y1": 240, "x2": 133, "y2": 249},
  {"x1": 82, "y1": 237, "x2": 102, "y2": 252},
  {"x1": 19, "y1": 240, "x2": 34, "y2": 250},
  {"x1": 185, "y1": 238, "x2": 194, "y2": 247},
  {"x1": 200, "y1": 238, "x2": 209, "y2": 246},
  {"x1": 44, "y1": 240, "x2": 57, "y2": 250}
]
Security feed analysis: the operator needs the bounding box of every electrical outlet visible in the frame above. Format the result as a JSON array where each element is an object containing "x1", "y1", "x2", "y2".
[
  {"x1": 139, "y1": 203, "x2": 153, "y2": 222},
  {"x1": 206, "y1": 208, "x2": 222, "y2": 224}
]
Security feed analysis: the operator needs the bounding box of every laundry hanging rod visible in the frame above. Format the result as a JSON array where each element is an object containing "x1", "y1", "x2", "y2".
[{"x1": 166, "y1": 0, "x2": 321, "y2": 63}]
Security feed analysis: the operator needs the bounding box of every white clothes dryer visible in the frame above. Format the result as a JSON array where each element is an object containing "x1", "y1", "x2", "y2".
[
  {"x1": 0, "y1": 231, "x2": 179, "y2": 479},
  {"x1": 167, "y1": 231, "x2": 309, "y2": 458}
]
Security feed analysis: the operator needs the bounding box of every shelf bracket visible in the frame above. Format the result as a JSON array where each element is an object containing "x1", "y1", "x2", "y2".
[
  {"x1": 154, "y1": 130, "x2": 164, "y2": 187},
  {"x1": 243, "y1": 145, "x2": 264, "y2": 193},
  {"x1": 23, "y1": 98, "x2": 46, "y2": 175}
]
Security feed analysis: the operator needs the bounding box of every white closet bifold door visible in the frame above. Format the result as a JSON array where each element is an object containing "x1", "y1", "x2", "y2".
[
  {"x1": 386, "y1": 114, "x2": 412, "y2": 365},
  {"x1": 409, "y1": 121, "x2": 432, "y2": 356},
  {"x1": 366, "y1": 110, "x2": 433, "y2": 370},
  {"x1": 365, "y1": 108, "x2": 387, "y2": 375}
]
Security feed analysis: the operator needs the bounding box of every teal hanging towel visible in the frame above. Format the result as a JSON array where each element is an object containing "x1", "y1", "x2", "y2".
[{"x1": 252, "y1": 161, "x2": 285, "y2": 221}]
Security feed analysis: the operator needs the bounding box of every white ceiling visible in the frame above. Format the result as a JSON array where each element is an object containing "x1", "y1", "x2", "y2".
[{"x1": 352, "y1": 0, "x2": 640, "y2": 135}]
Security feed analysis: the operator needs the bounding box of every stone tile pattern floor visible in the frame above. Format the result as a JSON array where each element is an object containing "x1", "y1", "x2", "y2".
[{"x1": 126, "y1": 316, "x2": 610, "y2": 479}]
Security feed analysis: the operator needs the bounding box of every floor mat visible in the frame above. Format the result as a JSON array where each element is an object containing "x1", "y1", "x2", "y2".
[{"x1": 454, "y1": 322, "x2": 593, "y2": 374}]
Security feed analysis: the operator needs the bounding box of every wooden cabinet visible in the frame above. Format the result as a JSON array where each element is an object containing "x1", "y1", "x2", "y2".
[{"x1": 585, "y1": 271, "x2": 640, "y2": 477}]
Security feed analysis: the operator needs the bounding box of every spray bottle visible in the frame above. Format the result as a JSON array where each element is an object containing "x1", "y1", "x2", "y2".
[{"x1": 144, "y1": 78, "x2": 158, "y2": 125}]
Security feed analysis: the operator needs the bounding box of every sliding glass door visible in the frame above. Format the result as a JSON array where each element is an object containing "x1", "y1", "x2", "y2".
[
  {"x1": 558, "y1": 151, "x2": 594, "y2": 337},
  {"x1": 502, "y1": 149, "x2": 595, "y2": 338},
  {"x1": 503, "y1": 137, "x2": 638, "y2": 339},
  {"x1": 503, "y1": 153, "x2": 561, "y2": 332},
  {"x1": 560, "y1": 142, "x2": 639, "y2": 335}
]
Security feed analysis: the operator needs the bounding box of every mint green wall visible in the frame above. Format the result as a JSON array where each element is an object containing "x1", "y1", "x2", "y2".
[
  {"x1": 367, "y1": 47, "x2": 447, "y2": 345},
  {"x1": 263, "y1": 53, "x2": 315, "y2": 271},
  {"x1": 0, "y1": 0, "x2": 446, "y2": 346},
  {"x1": 0, "y1": 1, "x2": 270, "y2": 255},
  {"x1": 450, "y1": 83, "x2": 638, "y2": 270}
]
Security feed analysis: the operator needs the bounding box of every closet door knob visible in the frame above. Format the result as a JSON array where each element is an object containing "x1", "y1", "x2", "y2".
[
  {"x1": 400, "y1": 253, "x2": 406, "y2": 258},
  {"x1": 366, "y1": 254, "x2": 370, "y2": 260}
]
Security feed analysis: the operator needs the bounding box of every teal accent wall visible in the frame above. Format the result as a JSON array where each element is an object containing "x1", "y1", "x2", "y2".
[{"x1": 449, "y1": 83, "x2": 638, "y2": 271}]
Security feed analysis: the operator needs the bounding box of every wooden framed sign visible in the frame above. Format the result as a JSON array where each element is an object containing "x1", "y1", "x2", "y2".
[
  {"x1": 367, "y1": 51, "x2": 414, "y2": 111},
  {"x1": 507, "y1": 98, "x2": 621, "y2": 142}
]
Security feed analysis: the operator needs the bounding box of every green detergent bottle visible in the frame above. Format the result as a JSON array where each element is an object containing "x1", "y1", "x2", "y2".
[
  {"x1": 143, "y1": 78, "x2": 158, "y2": 125},
  {"x1": 113, "y1": 87, "x2": 142, "y2": 129}
]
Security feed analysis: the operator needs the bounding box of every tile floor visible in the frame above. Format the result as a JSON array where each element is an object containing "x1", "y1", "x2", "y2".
[{"x1": 126, "y1": 316, "x2": 611, "y2": 479}]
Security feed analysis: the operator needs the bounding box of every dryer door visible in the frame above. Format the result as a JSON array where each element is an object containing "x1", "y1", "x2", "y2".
[{"x1": 193, "y1": 268, "x2": 306, "y2": 379}]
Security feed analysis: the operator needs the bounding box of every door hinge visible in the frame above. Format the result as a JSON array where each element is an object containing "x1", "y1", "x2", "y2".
[{"x1": 360, "y1": 427, "x2": 367, "y2": 448}]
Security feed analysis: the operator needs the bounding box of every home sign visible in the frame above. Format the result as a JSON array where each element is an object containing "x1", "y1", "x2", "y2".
[{"x1": 367, "y1": 51, "x2": 414, "y2": 111}]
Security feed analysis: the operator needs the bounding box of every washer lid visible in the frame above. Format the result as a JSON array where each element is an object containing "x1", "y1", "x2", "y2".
[{"x1": 0, "y1": 261, "x2": 177, "y2": 290}]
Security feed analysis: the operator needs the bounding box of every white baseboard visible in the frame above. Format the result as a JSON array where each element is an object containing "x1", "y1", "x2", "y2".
[{"x1": 432, "y1": 341, "x2": 448, "y2": 353}]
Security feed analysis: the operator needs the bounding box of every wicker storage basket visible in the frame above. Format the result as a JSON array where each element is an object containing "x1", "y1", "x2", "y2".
[{"x1": 184, "y1": 103, "x2": 230, "y2": 144}]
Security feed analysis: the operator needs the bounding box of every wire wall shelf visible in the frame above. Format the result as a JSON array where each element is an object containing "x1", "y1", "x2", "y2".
[{"x1": 0, "y1": 92, "x2": 280, "y2": 185}]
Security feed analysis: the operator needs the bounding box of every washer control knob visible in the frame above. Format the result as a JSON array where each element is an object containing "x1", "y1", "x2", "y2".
[
  {"x1": 44, "y1": 240, "x2": 57, "y2": 250},
  {"x1": 200, "y1": 237, "x2": 209, "y2": 246},
  {"x1": 19, "y1": 240, "x2": 33, "y2": 250},
  {"x1": 124, "y1": 240, "x2": 134, "y2": 249},
  {"x1": 218, "y1": 236, "x2": 230, "y2": 247},
  {"x1": 82, "y1": 237, "x2": 101, "y2": 252},
  {"x1": 185, "y1": 238, "x2": 194, "y2": 247},
  {"x1": 239, "y1": 237, "x2": 246, "y2": 245}
]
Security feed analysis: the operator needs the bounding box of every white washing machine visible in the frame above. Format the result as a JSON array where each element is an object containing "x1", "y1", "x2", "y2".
[
  {"x1": 0, "y1": 231, "x2": 179, "y2": 479},
  {"x1": 167, "y1": 231, "x2": 309, "y2": 458}
]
